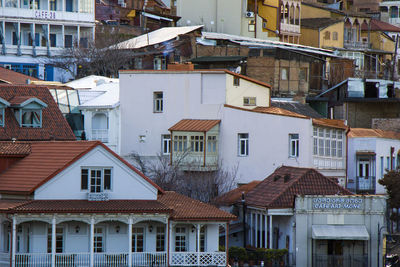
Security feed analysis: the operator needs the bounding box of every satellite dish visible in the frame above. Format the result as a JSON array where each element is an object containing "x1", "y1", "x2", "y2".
[{"x1": 235, "y1": 66, "x2": 241, "y2": 74}]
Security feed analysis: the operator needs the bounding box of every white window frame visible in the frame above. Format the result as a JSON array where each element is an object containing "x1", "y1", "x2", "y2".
[
  {"x1": 153, "y1": 92, "x2": 163, "y2": 113},
  {"x1": 289, "y1": 134, "x2": 299, "y2": 158},
  {"x1": 243, "y1": 97, "x2": 256, "y2": 106},
  {"x1": 238, "y1": 133, "x2": 249, "y2": 157},
  {"x1": 132, "y1": 226, "x2": 144, "y2": 252},
  {"x1": 162, "y1": 135, "x2": 171, "y2": 155},
  {"x1": 156, "y1": 226, "x2": 165, "y2": 252},
  {"x1": 93, "y1": 226, "x2": 104, "y2": 253},
  {"x1": 313, "y1": 127, "x2": 344, "y2": 158},
  {"x1": 81, "y1": 168, "x2": 113, "y2": 192},
  {"x1": 18, "y1": 109, "x2": 42, "y2": 128},
  {"x1": 0, "y1": 108, "x2": 4, "y2": 127},
  {"x1": 47, "y1": 226, "x2": 64, "y2": 253},
  {"x1": 175, "y1": 226, "x2": 187, "y2": 252}
]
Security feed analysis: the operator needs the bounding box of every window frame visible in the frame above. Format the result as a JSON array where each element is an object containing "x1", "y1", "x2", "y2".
[
  {"x1": 81, "y1": 167, "x2": 113, "y2": 192},
  {"x1": 162, "y1": 134, "x2": 171, "y2": 155},
  {"x1": 207, "y1": 135, "x2": 217, "y2": 153},
  {"x1": 175, "y1": 226, "x2": 187, "y2": 252},
  {"x1": 93, "y1": 226, "x2": 104, "y2": 253},
  {"x1": 233, "y1": 76, "x2": 240, "y2": 86},
  {"x1": 156, "y1": 226, "x2": 165, "y2": 252},
  {"x1": 173, "y1": 135, "x2": 187, "y2": 152},
  {"x1": 243, "y1": 97, "x2": 256, "y2": 106},
  {"x1": 132, "y1": 226, "x2": 144, "y2": 252},
  {"x1": 153, "y1": 92, "x2": 163, "y2": 113},
  {"x1": 47, "y1": 226, "x2": 64, "y2": 253},
  {"x1": 289, "y1": 133, "x2": 299, "y2": 158},
  {"x1": 238, "y1": 133, "x2": 249, "y2": 157},
  {"x1": 190, "y1": 135, "x2": 204, "y2": 153},
  {"x1": 19, "y1": 109, "x2": 42, "y2": 128}
]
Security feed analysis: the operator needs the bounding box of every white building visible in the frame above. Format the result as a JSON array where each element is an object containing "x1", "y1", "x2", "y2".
[
  {"x1": 347, "y1": 128, "x2": 400, "y2": 194},
  {"x1": 0, "y1": 0, "x2": 95, "y2": 81},
  {"x1": 119, "y1": 69, "x2": 347, "y2": 184},
  {"x1": 79, "y1": 81, "x2": 120, "y2": 152},
  {"x1": 0, "y1": 141, "x2": 234, "y2": 267}
]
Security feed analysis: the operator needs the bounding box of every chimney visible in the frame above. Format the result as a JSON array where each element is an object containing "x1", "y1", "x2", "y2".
[{"x1": 167, "y1": 62, "x2": 194, "y2": 71}]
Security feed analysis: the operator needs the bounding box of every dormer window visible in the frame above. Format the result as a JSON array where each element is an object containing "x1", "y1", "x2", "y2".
[
  {"x1": 10, "y1": 97, "x2": 47, "y2": 128},
  {"x1": 0, "y1": 97, "x2": 10, "y2": 127}
]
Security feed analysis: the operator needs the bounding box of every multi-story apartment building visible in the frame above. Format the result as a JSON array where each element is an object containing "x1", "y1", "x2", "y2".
[
  {"x1": 0, "y1": 0, "x2": 95, "y2": 81},
  {"x1": 176, "y1": 0, "x2": 301, "y2": 43}
]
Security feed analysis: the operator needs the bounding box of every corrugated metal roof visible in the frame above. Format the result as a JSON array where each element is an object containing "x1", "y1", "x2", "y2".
[
  {"x1": 348, "y1": 128, "x2": 400, "y2": 139},
  {"x1": 169, "y1": 119, "x2": 220, "y2": 132},
  {"x1": 312, "y1": 118, "x2": 348, "y2": 129}
]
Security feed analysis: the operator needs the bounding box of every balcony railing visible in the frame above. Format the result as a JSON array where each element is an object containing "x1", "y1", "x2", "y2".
[
  {"x1": 0, "y1": 253, "x2": 9, "y2": 267},
  {"x1": 12, "y1": 252, "x2": 226, "y2": 266},
  {"x1": 313, "y1": 254, "x2": 368, "y2": 267},
  {"x1": 92, "y1": 129, "x2": 109, "y2": 143},
  {"x1": 344, "y1": 40, "x2": 371, "y2": 49},
  {"x1": 347, "y1": 176, "x2": 376, "y2": 194},
  {"x1": 170, "y1": 252, "x2": 226, "y2": 266}
]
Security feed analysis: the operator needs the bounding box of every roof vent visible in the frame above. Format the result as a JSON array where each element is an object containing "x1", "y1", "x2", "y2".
[
  {"x1": 284, "y1": 174, "x2": 290, "y2": 183},
  {"x1": 273, "y1": 175, "x2": 280, "y2": 181}
]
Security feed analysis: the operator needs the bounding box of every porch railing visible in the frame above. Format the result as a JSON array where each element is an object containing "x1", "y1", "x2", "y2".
[
  {"x1": 0, "y1": 253, "x2": 9, "y2": 267},
  {"x1": 13, "y1": 251, "x2": 224, "y2": 266},
  {"x1": 170, "y1": 252, "x2": 226, "y2": 266}
]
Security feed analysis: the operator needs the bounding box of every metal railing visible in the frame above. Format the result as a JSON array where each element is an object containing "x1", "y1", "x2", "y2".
[
  {"x1": 344, "y1": 40, "x2": 371, "y2": 49},
  {"x1": 313, "y1": 254, "x2": 368, "y2": 267},
  {"x1": 91, "y1": 129, "x2": 109, "y2": 143},
  {"x1": 356, "y1": 176, "x2": 376, "y2": 194}
]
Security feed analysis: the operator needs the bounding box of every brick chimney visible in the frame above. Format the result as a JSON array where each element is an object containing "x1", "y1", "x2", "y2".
[{"x1": 167, "y1": 62, "x2": 194, "y2": 71}]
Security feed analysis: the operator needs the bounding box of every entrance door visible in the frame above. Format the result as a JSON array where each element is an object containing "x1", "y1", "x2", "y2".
[
  {"x1": 328, "y1": 240, "x2": 343, "y2": 267},
  {"x1": 65, "y1": 0, "x2": 72, "y2": 11}
]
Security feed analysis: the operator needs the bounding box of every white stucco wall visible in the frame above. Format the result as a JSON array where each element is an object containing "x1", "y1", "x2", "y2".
[
  {"x1": 347, "y1": 137, "x2": 400, "y2": 194},
  {"x1": 220, "y1": 106, "x2": 313, "y2": 182},
  {"x1": 34, "y1": 146, "x2": 158, "y2": 200}
]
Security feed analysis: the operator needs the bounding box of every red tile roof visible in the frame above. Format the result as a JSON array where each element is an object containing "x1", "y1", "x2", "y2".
[
  {"x1": 0, "y1": 142, "x2": 31, "y2": 156},
  {"x1": 8, "y1": 200, "x2": 171, "y2": 214},
  {"x1": 0, "y1": 141, "x2": 163, "y2": 195},
  {"x1": 361, "y1": 19, "x2": 400, "y2": 33},
  {"x1": 158, "y1": 191, "x2": 236, "y2": 221},
  {"x1": 242, "y1": 166, "x2": 352, "y2": 209},
  {"x1": 0, "y1": 67, "x2": 40, "y2": 85},
  {"x1": 169, "y1": 119, "x2": 221, "y2": 132},
  {"x1": 312, "y1": 118, "x2": 348, "y2": 130},
  {"x1": 252, "y1": 106, "x2": 308, "y2": 118},
  {"x1": 9, "y1": 96, "x2": 35, "y2": 106},
  {"x1": 214, "y1": 181, "x2": 262, "y2": 206},
  {"x1": 0, "y1": 85, "x2": 75, "y2": 141},
  {"x1": 0, "y1": 200, "x2": 30, "y2": 211},
  {"x1": 348, "y1": 128, "x2": 400, "y2": 139}
]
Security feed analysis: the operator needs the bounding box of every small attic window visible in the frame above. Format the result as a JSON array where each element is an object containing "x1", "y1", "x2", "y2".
[
  {"x1": 11, "y1": 97, "x2": 47, "y2": 128},
  {"x1": 233, "y1": 76, "x2": 240, "y2": 86},
  {"x1": 273, "y1": 175, "x2": 281, "y2": 181},
  {"x1": 284, "y1": 174, "x2": 290, "y2": 183}
]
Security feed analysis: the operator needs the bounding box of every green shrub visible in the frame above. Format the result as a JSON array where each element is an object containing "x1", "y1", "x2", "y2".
[{"x1": 229, "y1": 246, "x2": 247, "y2": 261}]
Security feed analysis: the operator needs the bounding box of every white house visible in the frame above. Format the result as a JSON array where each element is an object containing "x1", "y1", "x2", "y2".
[
  {"x1": 347, "y1": 128, "x2": 400, "y2": 194},
  {"x1": 0, "y1": 0, "x2": 95, "y2": 81},
  {"x1": 78, "y1": 82, "x2": 120, "y2": 152},
  {"x1": 0, "y1": 141, "x2": 235, "y2": 267},
  {"x1": 119, "y1": 69, "x2": 347, "y2": 184}
]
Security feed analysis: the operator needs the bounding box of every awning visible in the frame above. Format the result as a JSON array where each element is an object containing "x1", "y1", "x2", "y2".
[
  {"x1": 312, "y1": 225, "x2": 369, "y2": 240},
  {"x1": 142, "y1": 12, "x2": 173, "y2": 22},
  {"x1": 356, "y1": 151, "x2": 376, "y2": 156}
]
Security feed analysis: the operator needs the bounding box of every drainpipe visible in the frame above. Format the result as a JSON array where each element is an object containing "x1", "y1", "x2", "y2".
[
  {"x1": 254, "y1": 0, "x2": 258, "y2": 38},
  {"x1": 203, "y1": 131, "x2": 206, "y2": 168},
  {"x1": 391, "y1": 146, "x2": 394, "y2": 170}
]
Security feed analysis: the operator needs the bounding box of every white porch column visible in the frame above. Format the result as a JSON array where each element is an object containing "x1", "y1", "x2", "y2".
[
  {"x1": 264, "y1": 215, "x2": 267, "y2": 248},
  {"x1": 259, "y1": 214, "x2": 262, "y2": 248},
  {"x1": 255, "y1": 214, "x2": 258, "y2": 248},
  {"x1": 90, "y1": 217, "x2": 94, "y2": 267},
  {"x1": 128, "y1": 217, "x2": 132, "y2": 267},
  {"x1": 269, "y1": 216, "x2": 273, "y2": 249},
  {"x1": 249, "y1": 213, "x2": 252, "y2": 246},
  {"x1": 197, "y1": 224, "x2": 200, "y2": 265},
  {"x1": 77, "y1": 25, "x2": 80, "y2": 47},
  {"x1": 169, "y1": 222, "x2": 173, "y2": 265},
  {"x1": 51, "y1": 217, "x2": 56, "y2": 267},
  {"x1": 11, "y1": 217, "x2": 16, "y2": 267},
  {"x1": 61, "y1": 25, "x2": 65, "y2": 48}
]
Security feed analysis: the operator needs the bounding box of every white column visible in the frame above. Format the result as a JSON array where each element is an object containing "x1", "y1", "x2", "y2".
[
  {"x1": 77, "y1": 25, "x2": 80, "y2": 47},
  {"x1": 61, "y1": 25, "x2": 65, "y2": 48},
  {"x1": 259, "y1": 214, "x2": 262, "y2": 248},
  {"x1": 255, "y1": 214, "x2": 258, "y2": 248},
  {"x1": 51, "y1": 217, "x2": 56, "y2": 267},
  {"x1": 269, "y1": 216, "x2": 273, "y2": 249},
  {"x1": 62, "y1": 0, "x2": 65, "y2": 11},
  {"x1": 128, "y1": 217, "x2": 132, "y2": 267},
  {"x1": 264, "y1": 215, "x2": 267, "y2": 248},
  {"x1": 249, "y1": 213, "x2": 253, "y2": 246},
  {"x1": 11, "y1": 217, "x2": 16, "y2": 267},
  {"x1": 169, "y1": 223, "x2": 173, "y2": 265},
  {"x1": 197, "y1": 224, "x2": 200, "y2": 265},
  {"x1": 90, "y1": 217, "x2": 94, "y2": 267}
]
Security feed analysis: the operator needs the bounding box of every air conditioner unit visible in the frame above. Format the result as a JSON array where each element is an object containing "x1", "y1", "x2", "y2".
[
  {"x1": 245, "y1": 11, "x2": 254, "y2": 18},
  {"x1": 120, "y1": 2, "x2": 126, "y2": 7}
]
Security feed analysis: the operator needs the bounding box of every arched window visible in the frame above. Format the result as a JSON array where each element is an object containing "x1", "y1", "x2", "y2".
[{"x1": 92, "y1": 113, "x2": 108, "y2": 130}]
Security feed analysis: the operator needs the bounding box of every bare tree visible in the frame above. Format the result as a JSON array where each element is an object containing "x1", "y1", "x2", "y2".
[
  {"x1": 46, "y1": 26, "x2": 136, "y2": 79},
  {"x1": 128, "y1": 152, "x2": 237, "y2": 203}
]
